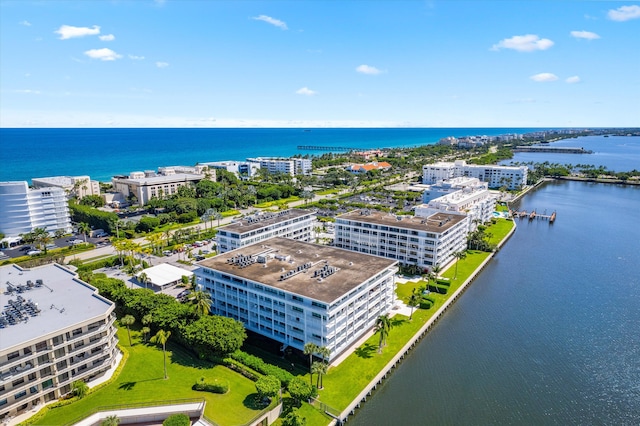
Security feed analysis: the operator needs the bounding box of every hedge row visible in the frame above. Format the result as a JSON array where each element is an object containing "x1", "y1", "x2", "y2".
[
  {"x1": 229, "y1": 350, "x2": 294, "y2": 386},
  {"x1": 193, "y1": 377, "x2": 229, "y2": 394}
]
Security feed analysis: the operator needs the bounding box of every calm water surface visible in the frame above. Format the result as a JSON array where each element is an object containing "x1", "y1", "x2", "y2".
[{"x1": 351, "y1": 181, "x2": 640, "y2": 425}]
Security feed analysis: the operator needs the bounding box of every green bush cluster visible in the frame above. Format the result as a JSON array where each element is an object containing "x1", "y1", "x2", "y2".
[
  {"x1": 229, "y1": 350, "x2": 294, "y2": 386},
  {"x1": 193, "y1": 376, "x2": 229, "y2": 394},
  {"x1": 162, "y1": 413, "x2": 190, "y2": 426}
]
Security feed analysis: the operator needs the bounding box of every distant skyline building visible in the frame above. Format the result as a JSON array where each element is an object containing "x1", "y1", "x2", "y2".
[
  {"x1": 422, "y1": 160, "x2": 527, "y2": 190},
  {"x1": 0, "y1": 181, "x2": 72, "y2": 240},
  {"x1": 215, "y1": 209, "x2": 315, "y2": 253},
  {"x1": 0, "y1": 263, "x2": 119, "y2": 420},
  {"x1": 246, "y1": 157, "x2": 312, "y2": 176},
  {"x1": 334, "y1": 209, "x2": 469, "y2": 271},
  {"x1": 31, "y1": 176, "x2": 100, "y2": 200},
  {"x1": 200, "y1": 161, "x2": 261, "y2": 179},
  {"x1": 195, "y1": 237, "x2": 398, "y2": 361}
]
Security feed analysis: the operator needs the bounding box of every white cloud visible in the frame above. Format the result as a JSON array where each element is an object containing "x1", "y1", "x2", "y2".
[
  {"x1": 571, "y1": 30, "x2": 600, "y2": 40},
  {"x1": 20, "y1": 20, "x2": 31, "y2": 27},
  {"x1": 14, "y1": 89, "x2": 41, "y2": 94},
  {"x1": 608, "y1": 5, "x2": 640, "y2": 21},
  {"x1": 296, "y1": 87, "x2": 317, "y2": 96},
  {"x1": 566, "y1": 76, "x2": 581, "y2": 84},
  {"x1": 128, "y1": 54, "x2": 145, "y2": 60},
  {"x1": 156, "y1": 61, "x2": 169, "y2": 68},
  {"x1": 252, "y1": 15, "x2": 288, "y2": 30},
  {"x1": 530, "y1": 73, "x2": 559, "y2": 82},
  {"x1": 491, "y1": 34, "x2": 554, "y2": 52},
  {"x1": 356, "y1": 64, "x2": 384, "y2": 75},
  {"x1": 99, "y1": 34, "x2": 115, "y2": 41},
  {"x1": 84, "y1": 48, "x2": 122, "y2": 61},
  {"x1": 55, "y1": 24, "x2": 100, "y2": 40}
]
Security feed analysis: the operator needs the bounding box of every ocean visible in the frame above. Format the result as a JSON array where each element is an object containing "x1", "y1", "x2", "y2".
[{"x1": 0, "y1": 127, "x2": 540, "y2": 183}]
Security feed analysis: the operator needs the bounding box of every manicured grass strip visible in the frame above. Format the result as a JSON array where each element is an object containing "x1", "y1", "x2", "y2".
[
  {"x1": 34, "y1": 328, "x2": 264, "y2": 426},
  {"x1": 317, "y1": 249, "x2": 492, "y2": 411}
]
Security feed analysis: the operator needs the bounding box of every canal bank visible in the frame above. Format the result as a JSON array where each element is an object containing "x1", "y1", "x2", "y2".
[{"x1": 317, "y1": 219, "x2": 517, "y2": 424}]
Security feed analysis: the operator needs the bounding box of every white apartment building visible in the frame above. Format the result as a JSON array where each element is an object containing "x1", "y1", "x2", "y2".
[
  {"x1": 215, "y1": 209, "x2": 315, "y2": 253},
  {"x1": 416, "y1": 183, "x2": 496, "y2": 232},
  {"x1": 111, "y1": 167, "x2": 208, "y2": 206},
  {"x1": 0, "y1": 264, "x2": 119, "y2": 420},
  {"x1": 201, "y1": 161, "x2": 260, "y2": 179},
  {"x1": 334, "y1": 209, "x2": 469, "y2": 271},
  {"x1": 31, "y1": 176, "x2": 100, "y2": 200},
  {"x1": 246, "y1": 157, "x2": 312, "y2": 176},
  {"x1": 0, "y1": 181, "x2": 72, "y2": 239},
  {"x1": 422, "y1": 160, "x2": 527, "y2": 190},
  {"x1": 421, "y1": 177, "x2": 485, "y2": 203},
  {"x1": 196, "y1": 238, "x2": 398, "y2": 361}
]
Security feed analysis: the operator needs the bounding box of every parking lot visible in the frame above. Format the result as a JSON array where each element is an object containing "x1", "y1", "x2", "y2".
[{"x1": 1, "y1": 234, "x2": 111, "y2": 260}]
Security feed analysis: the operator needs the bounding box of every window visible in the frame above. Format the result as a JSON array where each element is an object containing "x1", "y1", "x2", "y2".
[
  {"x1": 7, "y1": 351, "x2": 19, "y2": 360},
  {"x1": 12, "y1": 377, "x2": 25, "y2": 387},
  {"x1": 42, "y1": 379, "x2": 53, "y2": 389}
]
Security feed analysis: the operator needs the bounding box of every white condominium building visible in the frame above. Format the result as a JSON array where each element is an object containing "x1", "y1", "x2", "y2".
[
  {"x1": 111, "y1": 166, "x2": 209, "y2": 206},
  {"x1": 0, "y1": 181, "x2": 72, "y2": 239},
  {"x1": 246, "y1": 157, "x2": 312, "y2": 176},
  {"x1": 200, "y1": 161, "x2": 260, "y2": 179},
  {"x1": 196, "y1": 238, "x2": 398, "y2": 361},
  {"x1": 334, "y1": 209, "x2": 469, "y2": 271},
  {"x1": 31, "y1": 176, "x2": 100, "y2": 200},
  {"x1": 215, "y1": 209, "x2": 315, "y2": 253},
  {"x1": 422, "y1": 160, "x2": 527, "y2": 190},
  {"x1": 0, "y1": 264, "x2": 119, "y2": 420},
  {"x1": 416, "y1": 183, "x2": 496, "y2": 232},
  {"x1": 422, "y1": 177, "x2": 486, "y2": 203}
]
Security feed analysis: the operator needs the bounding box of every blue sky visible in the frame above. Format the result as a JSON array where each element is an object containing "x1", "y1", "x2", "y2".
[{"x1": 1, "y1": 0, "x2": 638, "y2": 128}]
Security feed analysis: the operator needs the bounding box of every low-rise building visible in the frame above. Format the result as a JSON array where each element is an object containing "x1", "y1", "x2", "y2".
[
  {"x1": 347, "y1": 161, "x2": 392, "y2": 174},
  {"x1": 200, "y1": 161, "x2": 260, "y2": 179},
  {"x1": 422, "y1": 160, "x2": 527, "y2": 190},
  {"x1": 31, "y1": 176, "x2": 100, "y2": 200},
  {"x1": 0, "y1": 264, "x2": 119, "y2": 420},
  {"x1": 195, "y1": 238, "x2": 398, "y2": 361},
  {"x1": 334, "y1": 209, "x2": 469, "y2": 271},
  {"x1": 111, "y1": 166, "x2": 209, "y2": 206},
  {"x1": 215, "y1": 209, "x2": 315, "y2": 253},
  {"x1": 246, "y1": 157, "x2": 312, "y2": 176},
  {"x1": 0, "y1": 181, "x2": 72, "y2": 239}
]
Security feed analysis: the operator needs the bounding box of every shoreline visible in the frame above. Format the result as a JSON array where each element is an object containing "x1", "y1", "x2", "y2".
[{"x1": 326, "y1": 221, "x2": 518, "y2": 424}]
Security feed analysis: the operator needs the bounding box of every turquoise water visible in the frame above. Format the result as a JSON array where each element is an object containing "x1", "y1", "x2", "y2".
[
  {"x1": 351, "y1": 180, "x2": 640, "y2": 425},
  {"x1": 0, "y1": 127, "x2": 540, "y2": 182}
]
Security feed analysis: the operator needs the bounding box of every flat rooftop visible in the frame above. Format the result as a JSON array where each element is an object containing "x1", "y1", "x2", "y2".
[
  {"x1": 337, "y1": 209, "x2": 467, "y2": 233},
  {"x1": 0, "y1": 264, "x2": 114, "y2": 351},
  {"x1": 198, "y1": 237, "x2": 397, "y2": 304},
  {"x1": 113, "y1": 173, "x2": 202, "y2": 185},
  {"x1": 220, "y1": 209, "x2": 315, "y2": 235}
]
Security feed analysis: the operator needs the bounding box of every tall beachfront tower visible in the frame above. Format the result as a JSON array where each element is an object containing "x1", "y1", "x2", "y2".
[
  {"x1": 0, "y1": 181, "x2": 72, "y2": 240},
  {"x1": 0, "y1": 264, "x2": 119, "y2": 420},
  {"x1": 195, "y1": 238, "x2": 398, "y2": 361}
]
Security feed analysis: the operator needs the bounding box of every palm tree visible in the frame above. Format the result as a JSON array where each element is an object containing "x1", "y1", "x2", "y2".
[
  {"x1": 452, "y1": 250, "x2": 467, "y2": 278},
  {"x1": 137, "y1": 272, "x2": 150, "y2": 289},
  {"x1": 431, "y1": 264, "x2": 442, "y2": 286},
  {"x1": 311, "y1": 361, "x2": 326, "y2": 389},
  {"x1": 141, "y1": 326, "x2": 151, "y2": 343},
  {"x1": 408, "y1": 288, "x2": 421, "y2": 320},
  {"x1": 77, "y1": 222, "x2": 91, "y2": 243},
  {"x1": 189, "y1": 290, "x2": 212, "y2": 316},
  {"x1": 317, "y1": 346, "x2": 330, "y2": 364},
  {"x1": 120, "y1": 314, "x2": 135, "y2": 346},
  {"x1": 375, "y1": 314, "x2": 392, "y2": 353},
  {"x1": 101, "y1": 415, "x2": 120, "y2": 426},
  {"x1": 303, "y1": 342, "x2": 318, "y2": 384},
  {"x1": 71, "y1": 380, "x2": 89, "y2": 399},
  {"x1": 151, "y1": 329, "x2": 171, "y2": 379}
]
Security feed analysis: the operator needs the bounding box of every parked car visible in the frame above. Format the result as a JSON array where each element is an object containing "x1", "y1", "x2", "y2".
[
  {"x1": 163, "y1": 250, "x2": 173, "y2": 256},
  {"x1": 27, "y1": 250, "x2": 42, "y2": 256},
  {"x1": 94, "y1": 232, "x2": 109, "y2": 238},
  {"x1": 20, "y1": 246, "x2": 34, "y2": 252}
]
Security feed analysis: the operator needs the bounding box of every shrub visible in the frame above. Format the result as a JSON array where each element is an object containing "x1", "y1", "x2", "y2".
[
  {"x1": 162, "y1": 413, "x2": 190, "y2": 426},
  {"x1": 419, "y1": 300, "x2": 433, "y2": 309},
  {"x1": 287, "y1": 376, "x2": 317, "y2": 402},
  {"x1": 193, "y1": 376, "x2": 229, "y2": 394},
  {"x1": 230, "y1": 350, "x2": 294, "y2": 386}
]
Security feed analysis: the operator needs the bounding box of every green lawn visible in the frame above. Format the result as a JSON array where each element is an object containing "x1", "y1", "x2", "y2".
[
  {"x1": 486, "y1": 218, "x2": 515, "y2": 246},
  {"x1": 316, "y1": 248, "x2": 495, "y2": 412},
  {"x1": 34, "y1": 328, "x2": 267, "y2": 426}
]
